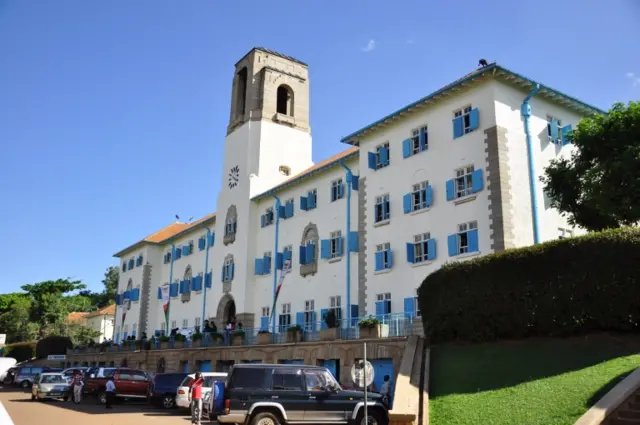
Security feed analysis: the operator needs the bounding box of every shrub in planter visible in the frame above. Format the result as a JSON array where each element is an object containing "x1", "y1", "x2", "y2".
[
  {"x1": 358, "y1": 317, "x2": 381, "y2": 339},
  {"x1": 191, "y1": 332, "x2": 203, "y2": 347},
  {"x1": 158, "y1": 335, "x2": 170, "y2": 349},
  {"x1": 286, "y1": 325, "x2": 303, "y2": 343},
  {"x1": 257, "y1": 330, "x2": 271, "y2": 345},
  {"x1": 321, "y1": 310, "x2": 339, "y2": 340}
]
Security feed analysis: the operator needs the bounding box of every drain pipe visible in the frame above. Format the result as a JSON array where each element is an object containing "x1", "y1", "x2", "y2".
[
  {"x1": 200, "y1": 226, "x2": 212, "y2": 332},
  {"x1": 271, "y1": 195, "x2": 282, "y2": 334},
  {"x1": 339, "y1": 159, "x2": 353, "y2": 329},
  {"x1": 166, "y1": 243, "x2": 176, "y2": 333},
  {"x1": 521, "y1": 84, "x2": 542, "y2": 245}
]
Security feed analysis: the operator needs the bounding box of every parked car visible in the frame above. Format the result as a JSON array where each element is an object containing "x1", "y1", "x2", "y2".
[
  {"x1": 216, "y1": 364, "x2": 389, "y2": 425},
  {"x1": 85, "y1": 368, "x2": 151, "y2": 404},
  {"x1": 148, "y1": 372, "x2": 187, "y2": 409},
  {"x1": 31, "y1": 373, "x2": 71, "y2": 401},
  {"x1": 176, "y1": 372, "x2": 227, "y2": 410},
  {"x1": 14, "y1": 366, "x2": 58, "y2": 388},
  {"x1": 61, "y1": 367, "x2": 90, "y2": 380}
]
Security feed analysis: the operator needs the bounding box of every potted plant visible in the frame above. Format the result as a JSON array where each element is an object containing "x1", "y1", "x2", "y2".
[
  {"x1": 191, "y1": 332, "x2": 203, "y2": 348},
  {"x1": 286, "y1": 325, "x2": 303, "y2": 343},
  {"x1": 257, "y1": 329, "x2": 271, "y2": 345},
  {"x1": 159, "y1": 335, "x2": 170, "y2": 349},
  {"x1": 358, "y1": 317, "x2": 381, "y2": 339},
  {"x1": 174, "y1": 333, "x2": 186, "y2": 349},
  {"x1": 232, "y1": 330, "x2": 245, "y2": 346},
  {"x1": 320, "y1": 309, "x2": 340, "y2": 341}
]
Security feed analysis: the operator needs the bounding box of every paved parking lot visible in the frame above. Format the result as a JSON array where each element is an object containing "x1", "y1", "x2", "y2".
[{"x1": 0, "y1": 386, "x2": 203, "y2": 425}]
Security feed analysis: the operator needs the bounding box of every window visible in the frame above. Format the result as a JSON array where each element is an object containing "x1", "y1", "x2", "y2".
[
  {"x1": 558, "y1": 228, "x2": 574, "y2": 239},
  {"x1": 279, "y1": 303, "x2": 292, "y2": 329},
  {"x1": 198, "y1": 236, "x2": 207, "y2": 251},
  {"x1": 374, "y1": 194, "x2": 390, "y2": 223},
  {"x1": 330, "y1": 295, "x2": 342, "y2": 320},
  {"x1": 377, "y1": 293, "x2": 391, "y2": 301},
  {"x1": 411, "y1": 126, "x2": 428, "y2": 154},
  {"x1": 131, "y1": 371, "x2": 147, "y2": 382},
  {"x1": 375, "y1": 243, "x2": 392, "y2": 271},
  {"x1": 182, "y1": 319, "x2": 188, "y2": 329},
  {"x1": 122, "y1": 262, "x2": 127, "y2": 272},
  {"x1": 223, "y1": 256, "x2": 234, "y2": 282},
  {"x1": 413, "y1": 233, "x2": 432, "y2": 263},
  {"x1": 132, "y1": 323, "x2": 137, "y2": 336},
  {"x1": 261, "y1": 207, "x2": 274, "y2": 227},
  {"x1": 164, "y1": 251, "x2": 172, "y2": 264},
  {"x1": 303, "y1": 369, "x2": 338, "y2": 391},
  {"x1": 225, "y1": 217, "x2": 237, "y2": 236},
  {"x1": 412, "y1": 181, "x2": 429, "y2": 211},
  {"x1": 330, "y1": 231, "x2": 342, "y2": 258},
  {"x1": 261, "y1": 307, "x2": 270, "y2": 317},
  {"x1": 195, "y1": 317, "x2": 201, "y2": 328},
  {"x1": 455, "y1": 166, "x2": 474, "y2": 198},
  {"x1": 235, "y1": 67, "x2": 248, "y2": 117},
  {"x1": 456, "y1": 221, "x2": 478, "y2": 254},
  {"x1": 171, "y1": 320, "x2": 177, "y2": 329},
  {"x1": 375, "y1": 293, "x2": 391, "y2": 316},
  {"x1": 279, "y1": 165, "x2": 291, "y2": 176},
  {"x1": 331, "y1": 179, "x2": 344, "y2": 202},
  {"x1": 375, "y1": 142, "x2": 391, "y2": 169},
  {"x1": 272, "y1": 370, "x2": 303, "y2": 391},
  {"x1": 304, "y1": 300, "x2": 315, "y2": 325},
  {"x1": 414, "y1": 289, "x2": 421, "y2": 317},
  {"x1": 229, "y1": 367, "x2": 270, "y2": 390},
  {"x1": 453, "y1": 105, "x2": 477, "y2": 137},
  {"x1": 301, "y1": 189, "x2": 318, "y2": 211},
  {"x1": 281, "y1": 198, "x2": 294, "y2": 219},
  {"x1": 276, "y1": 85, "x2": 294, "y2": 116}
]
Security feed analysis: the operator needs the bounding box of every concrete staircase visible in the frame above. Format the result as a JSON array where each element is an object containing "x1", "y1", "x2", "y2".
[
  {"x1": 389, "y1": 335, "x2": 430, "y2": 425},
  {"x1": 575, "y1": 368, "x2": 640, "y2": 425},
  {"x1": 604, "y1": 389, "x2": 640, "y2": 425}
]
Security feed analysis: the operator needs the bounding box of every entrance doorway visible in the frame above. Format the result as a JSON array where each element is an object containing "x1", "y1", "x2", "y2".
[{"x1": 224, "y1": 299, "x2": 236, "y2": 325}]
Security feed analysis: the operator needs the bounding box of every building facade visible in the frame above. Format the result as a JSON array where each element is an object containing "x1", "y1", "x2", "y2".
[{"x1": 112, "y1": 48, "x2": 603, "y2": 343}]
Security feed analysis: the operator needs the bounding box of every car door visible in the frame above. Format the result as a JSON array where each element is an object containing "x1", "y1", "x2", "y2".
[
  {"x1": 116, "y1": 371, "x2": 133, "y2": 396},
  {"x1": 302, "y1": 369, "x2": 348, "y2": 422},
  {"x1": 269, "y1": 368, "x2": 306, "y2": 422},
  {"x1": 130, "y1": 371, "x2": 149, "y2": 396}
]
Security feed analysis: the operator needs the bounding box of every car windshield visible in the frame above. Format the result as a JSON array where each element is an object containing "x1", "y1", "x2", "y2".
[
  {"x1": 303, "y1": 369, "x2": 341, "y2": 391},
  {"x1": 41, "y1": 375, "x2": 66, "y2": 384}
]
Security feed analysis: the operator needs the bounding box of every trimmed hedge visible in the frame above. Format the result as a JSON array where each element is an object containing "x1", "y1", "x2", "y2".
[
  {"x1": 36, "y1": 336, "x2": 73, "y2": 359},
  {"x1": 418, "y1": 228, "x2": 640, "y2": 344},
  {"x1": 4, "y1": 342, "x2": 36, "y2": 362}
]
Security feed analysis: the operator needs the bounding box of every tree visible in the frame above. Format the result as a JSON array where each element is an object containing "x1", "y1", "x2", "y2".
[
  {"x1": 0, "y1": 297, "x2": 37, "y2": 343},
  {"x1": 541, "y1": 101, "x2": 640, "y2": 231},
  {"x1": 101, "y1": 266, "x2": 119, "y2": 304},
  {"x1": 0, "y1": 293, "x2": 26, "y2": 314}
]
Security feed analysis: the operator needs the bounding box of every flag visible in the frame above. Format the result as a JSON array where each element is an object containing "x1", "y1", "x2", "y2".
[
  {"x1": 161, "y1": 283, "x2": 171, "y2": 331},
  {"x1": 270, "y1": 259, "x2": 291, "y2": 322}
]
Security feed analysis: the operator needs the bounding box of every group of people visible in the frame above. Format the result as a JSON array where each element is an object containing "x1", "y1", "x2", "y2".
[{"x1": 67, "y1": 369, "x2": 116, "y2": 409}]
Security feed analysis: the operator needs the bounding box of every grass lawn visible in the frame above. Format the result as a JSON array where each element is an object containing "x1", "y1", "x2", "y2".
[{"x1": 429, "y1": 333, "x2": 640, "y2": 425}]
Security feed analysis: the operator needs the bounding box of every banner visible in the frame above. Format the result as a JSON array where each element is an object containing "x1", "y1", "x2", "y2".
[
  {"x1": 270, "y1": 259, "x2": 292, "y2": 322},
  {"x1": 161, "y1": 283, "x2": 171, "y2": 331},
  {"x1": 121, "y1": 293, "x2": 131, "y2": 324}
]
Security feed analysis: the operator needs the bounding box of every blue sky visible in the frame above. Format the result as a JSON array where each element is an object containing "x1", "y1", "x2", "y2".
[{"x1": 0, "y1": 0, "x2": 638, "y2": 294}]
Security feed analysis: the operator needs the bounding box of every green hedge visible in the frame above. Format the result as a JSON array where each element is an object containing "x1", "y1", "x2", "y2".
[
  {"x1": 4, "y1": 342, "x2": 36, "y2": 362},
  {"x1": 418, "y1": 228, "x2": 640, "y2": 344},
  {"x1": 36, "y1": 336, "x2": 73, "y2": 359}
]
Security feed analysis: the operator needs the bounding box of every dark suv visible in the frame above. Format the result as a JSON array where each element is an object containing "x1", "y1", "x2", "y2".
[{"x1": 216, "y1": 364, "x2": 388, "y2": 425}]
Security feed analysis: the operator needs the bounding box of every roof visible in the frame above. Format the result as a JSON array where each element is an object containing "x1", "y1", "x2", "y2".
[
  {"x1": 113, "y1": 213, "x2": 216, "y2": 258},
  {"x1": 251, "y1": 146, "x2": 359, "y2": 201},
  {"x1": 341, "y1": 63, "x2": 605, "y2": 145},
  {"x1": 85, "y1": 304, "x2": 116, "y2": 318},
  {"x1": 235, "y1": 47, "x2": 307, "y2": 67},
  {"x1": 67, "y1": 312, "x2": 88, "y2": 323}
]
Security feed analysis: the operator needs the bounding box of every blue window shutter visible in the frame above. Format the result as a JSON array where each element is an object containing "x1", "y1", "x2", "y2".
[
  {"x1": 308, "y1": 193, "x2": 316, "y2": 209},
  {"x1": 337, "y1": 236, "x2": 343, "y2": 256},
  {"x1": 425, "y1": 185, "x2": 433, "y2": 208},
  {"x1": 351, "y1": 175, "x2": 359, "y2": 191},
  {"x1": 263, "y1": 256, "x2": 271, "y2": 274},
  {"x1": 375, "y1": 301, "x2": 384, "y2": 317},
  {"x1": 260, "y1": 316, "x2": 269, "y2": 331},
  {"x1": 468, "y1": 108, "x2": 479, "y2": 131},
  {"x1": 179, "y1": 281, "x2": 185, "y2": 294},
  {"x1": 348, "y1": 231, "x2": 358, "y2": 253},
  {"x1": 300, "y1": 196, "x2": 308, "y2": 211},
  {"x1": 368, "y1": 152, "x2": 377, "y2": 170},
  {"x1": 374, "y1": 252, "x2": 383, "y2": 271},
  {"x1": 468, "y1": 229, "x2": 479, "y2": 252},
  {"x1": 427, "y1": 239, "x2": 437, "y2": 260},
  {"x1": 383, "y1": 199, "x2": 390, "y2": 219},
  {"x1": 311, "y1": 311, "x2": 316, "y2": 324},
  {"x1": 229, "y1": 263, "x2": 234, "y2": 280},
  {"x1": 284, "y1": 250, "x2": 292, "y2": 261},
  {"x1": 453, "y1": 116, "x2": 464, "y2": 139},
  {"x1": 276, "y1": 253, "x2": 284, "y2": 270},
  {"x1": 115, "y1": 333, "x2": 120, "y2": 343},
  {"x1": 221, "y1": 267, "x2": 226, "y2": 282},
  {"x1": 402, "y1": 139, "x2": 412, "y2": 158},
  {"x1": 299, "y1": 245, "x2": 307, "y2": 265},
  {"x1": 134, "y1": 288, "x2": 140, "y2": 301},
  {"x1": 338, "y1": 183, "x2": 344, "y2": 199},
  {"x1": 406, "y1": 242, "x2": 415, "y2": 263},
  {"x1": 384, "y1": 300, "x2": 391, "y2": 314},
  {"x1": 320, "y1": 239, "x2": 330, "y2": 259},
  {"x1": 198, "y1": 238, "x2": 205, "y2": 250},
  {"x1": 115, "y1": 294, "x2": 121, "y2": 305},
  {"x1": 182, "y1": 246, "x2": 187, "y2": 256},
  {"x1": 278, "y1": 205, "x2": 286, "y2": 218},
  {"x1": 305, "y1": 244, "x2": 315, "y2": 262},
  {"x1": 550, "y1": 119, "x2": 559, "y2": 142},
  {"x1": 446, "y1": 179, "x2": 455, "y2": 201},
  {"x1": 403, "y1": 298, "x2": 415, "y2": 318},
  {"x1": 205, "y1": 272, "x2": 212, "y2": 288},
  {"x1": 260, "y1": 215, "x2": 265, "y2": 228},
  {"x1": 471, "y1": 169, "x2": 484, "y2": 193},
  {"x1": 380, "y1": 147, "x2": 389, "y2": 166},
  {"x1": 419, "y1": 128, "x2": 427, "y2": 151},
  {"x1": 296, "y1": 312, "x2": 304, "y2": 326},
  {"x1": 561, "y1": 124, "x2": 573, "y2": 145},
  {"x1": 320, "y1": 309, "x2": 329, "y2": 329},
  {"x1": 255, "y1": 258, "x2": 263, "y2": 275},
  {"x1": 351, "y1": 304, "x2": 359, "y2": 324},
  {"x1": 157, "y1": 287, "x2": 162, "y2": 300},
  {"x1": 447, "y1": 234, "x2": 458, "y2": 257},
  {"x1": 386, "y1": 248, "x2": 393, "y2": 268},
  {"x1": 403, "y1": 193, "x2": 411, "y2": 214},
  {"x1": 286, "y1": 201, "x2": 294, "y2": 218}
]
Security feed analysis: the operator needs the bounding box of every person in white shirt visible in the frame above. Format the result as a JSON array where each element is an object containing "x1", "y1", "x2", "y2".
[
  {"x1": 105, "y1": 378, "x2": 116, "y2": 409},
  {"x1": 380, "y1": 375, "x2": 391, "y2": 407}
]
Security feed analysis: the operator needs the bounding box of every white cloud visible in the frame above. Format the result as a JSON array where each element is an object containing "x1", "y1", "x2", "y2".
[
  {"x1": 361, "y1": 39, "x2": 376, "y2": 52},
  {"x1": 626, "y1": 72, "x2": 640, "y2": 87}
]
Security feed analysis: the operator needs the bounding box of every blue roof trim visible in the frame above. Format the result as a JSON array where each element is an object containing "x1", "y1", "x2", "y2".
[
  {"x1": 251, "y1": 149, "x2": 359, "y2": 201},
  {"x1": 341, "y1": 64, "x2": 605, "y2": 145}
]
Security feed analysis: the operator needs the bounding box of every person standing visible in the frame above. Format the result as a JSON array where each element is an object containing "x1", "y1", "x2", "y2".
[
  {"x1": 105, "y1": 377, "x2": 116, "y2": 409},
  {"x1": 380, "y1": 375, "x2": 391, "y2": 407},
  {"x1": 188, "y1": 372, "x2": 205, "y2": 425},
  {"x1": 71, "y1": 370, "x2": 84, "y2": 404}
]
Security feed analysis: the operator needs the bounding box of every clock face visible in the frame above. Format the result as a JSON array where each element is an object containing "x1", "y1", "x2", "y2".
[{"x1": 228, "y1": 165, "x2": 240, "y2": 189}]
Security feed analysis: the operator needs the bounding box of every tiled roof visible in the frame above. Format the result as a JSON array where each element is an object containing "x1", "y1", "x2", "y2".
[
  {"x1": 236, "y1": 47, "x2": 307, "y2": 67},
  {"x1": 67, "y1": 312, "x2": 88, "y2": 323},
  {"x1": 85, "y1": 304, "x2": 115, "y2": 318},
  {"x1": 341, "y1": 63, "x2": 605, "y2": 145},
  {"x1": 251, "y1": 146, "x2": 359, "y2": 201}
]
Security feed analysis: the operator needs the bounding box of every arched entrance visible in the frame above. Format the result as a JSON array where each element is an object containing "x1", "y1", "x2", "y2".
[{"x1": 216, "y1": 294, "x2": 237, "y2": 326}]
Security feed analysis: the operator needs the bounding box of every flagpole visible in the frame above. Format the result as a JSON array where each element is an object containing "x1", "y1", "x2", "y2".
[{"x1": 270, "y1": 195, "x2": 281, "y2": 334}]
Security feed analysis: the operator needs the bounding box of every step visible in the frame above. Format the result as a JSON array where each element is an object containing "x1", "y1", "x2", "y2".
[
  {"x1": 619, "y1": 409, "x2": 640, "y2": 420},
  {"x1": 609, "y1": 417, "x2": 640, "y2": 425},
  {"x1": 409, "y1": 337, "x2": 424, "y2": 387}
]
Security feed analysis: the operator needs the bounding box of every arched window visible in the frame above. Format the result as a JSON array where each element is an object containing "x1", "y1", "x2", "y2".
[
  {"x1": 276, "y1": 85, "x2": 294, "y2": 116},
  {"x1": 223, "y1": 205, "x2": 238, "y2": 245},
  {"x1": 181, "y1": 266, "x2": 192, "y2": 303},
  {"x1": 300, "y1": 223, "x2": 319, "y2": 277},
  {"x1": 235, "y1": 67, "x2": 248, "y2": 117}
]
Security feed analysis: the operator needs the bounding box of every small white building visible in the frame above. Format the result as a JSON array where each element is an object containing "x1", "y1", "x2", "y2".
[
  {"x1": 85, "y1": 305, "x2": 115, "y2": 343},
  {"x1": 111, "y1": 48, "x2": 603, "y2": 342}
]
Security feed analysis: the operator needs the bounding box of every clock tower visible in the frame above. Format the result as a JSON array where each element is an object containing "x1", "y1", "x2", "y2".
[{"x1": 210, "y1": 48, "x2": 314, "y2": 329}]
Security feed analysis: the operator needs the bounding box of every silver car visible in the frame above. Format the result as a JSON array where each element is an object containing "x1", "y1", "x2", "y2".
[{"x1": 31, "y1": 373, "x2": 70, "y2": 401}]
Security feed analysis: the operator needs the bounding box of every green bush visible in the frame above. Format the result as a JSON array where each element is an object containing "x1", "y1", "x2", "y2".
[
  {"x1": 5, "y1": 341, "x2": 36, "y2": 362},
  {"x1": 418, "y1": 228, "x2": 640, "y2": 344},
  {"x1": 36, "y1": 336, "x2": 73, "y2": 359}
]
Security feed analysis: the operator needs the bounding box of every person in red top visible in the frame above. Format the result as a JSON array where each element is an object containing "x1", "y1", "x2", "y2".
[{"x1": 188, "y1": 372, "x2": 205, "y2": 425}]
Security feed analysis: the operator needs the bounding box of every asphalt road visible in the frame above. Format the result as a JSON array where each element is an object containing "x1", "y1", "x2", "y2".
[{"x1": 0, "y1": 386, "x2": 203, "y2": 425}]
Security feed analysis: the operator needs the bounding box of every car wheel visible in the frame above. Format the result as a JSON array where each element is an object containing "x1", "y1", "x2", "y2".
[
  {"x1": 162, "y1": 395, "x2": 175, "y2": 409},
  {"x1": 250, "y1": 411, "x2": 281, "y2": 425},
  {"x1": 63, "y1": 396, "x2": 69, "y2": 402},
  {"x1": 358, "y1": 408, "x2": 387, "y2": 425},
  {"x1": 20, "y1": 380, "x2": 30, "y2": 389},
  {"x1": 98, "y1": 391, "x2": 107, "y2": 405}
]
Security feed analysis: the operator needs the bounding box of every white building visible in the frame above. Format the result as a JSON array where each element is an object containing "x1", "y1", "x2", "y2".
[
  {"x1": 85, "y1": 305, "x2": 116, "y2": 343},
  {"x1": 111, "y1": 48, "x2": 603, "y2": 343}
]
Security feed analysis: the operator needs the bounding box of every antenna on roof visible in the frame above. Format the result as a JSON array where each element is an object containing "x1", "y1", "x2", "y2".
[
  {"x1": 188, "y1": 217, "x2": 194, "y2": 223},
  {"x1": 175, "y1": 214, "x2": 180, "y2": 222}
]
